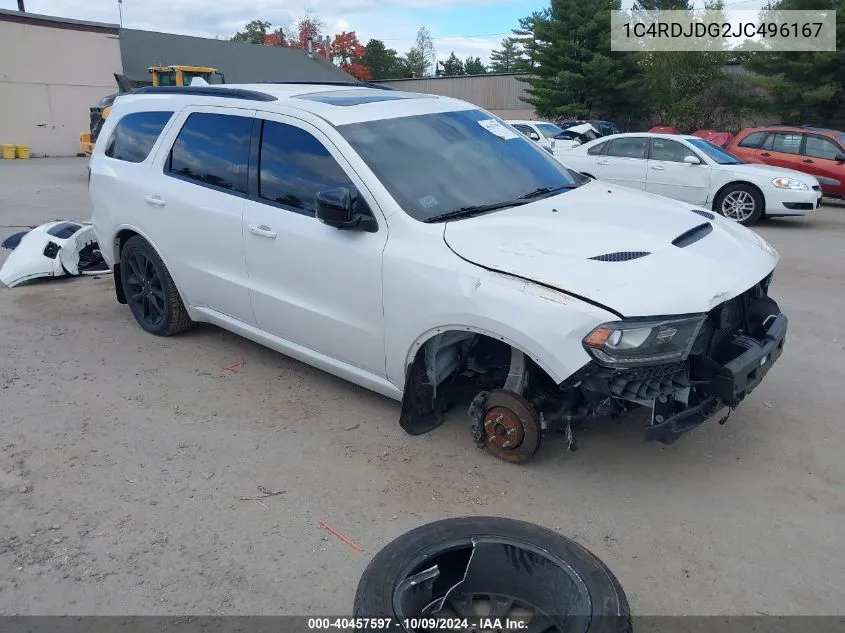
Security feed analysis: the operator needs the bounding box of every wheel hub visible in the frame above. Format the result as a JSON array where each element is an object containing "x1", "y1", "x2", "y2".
[{"x1": 480, "y1": 391, "x2": 541, "y2": 463}]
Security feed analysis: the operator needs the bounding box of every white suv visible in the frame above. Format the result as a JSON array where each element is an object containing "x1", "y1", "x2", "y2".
[{"x1": 90, "y1": 83, "x2": 788, "y2": 462}]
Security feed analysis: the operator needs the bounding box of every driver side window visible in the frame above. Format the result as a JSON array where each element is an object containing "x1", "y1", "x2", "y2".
[
  {"x1": 650, "y1": 138, "x2": 696, "y2": 162},
  {"x1": 258, "y1": 120, "x2": 369, "y2": 217}
]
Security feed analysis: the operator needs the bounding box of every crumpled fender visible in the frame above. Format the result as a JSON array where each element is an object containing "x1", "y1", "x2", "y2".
[{"x1": 0, "y1": 221, "x2": 106, "y2": 288}]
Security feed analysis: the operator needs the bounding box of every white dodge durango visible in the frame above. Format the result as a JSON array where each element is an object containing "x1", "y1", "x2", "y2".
[{"x1": 89, "y1": 83, "x2": 788, "y2": 462}]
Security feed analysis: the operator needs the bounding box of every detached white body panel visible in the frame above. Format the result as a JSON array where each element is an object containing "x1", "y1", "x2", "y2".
[{"x1": 0, "y1": 222, "x2": 100, "y2": 288}]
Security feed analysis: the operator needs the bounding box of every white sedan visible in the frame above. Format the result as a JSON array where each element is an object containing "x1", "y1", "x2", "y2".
[{"x1": 558, "y1": 133, "x2": 822, "y2": 225}]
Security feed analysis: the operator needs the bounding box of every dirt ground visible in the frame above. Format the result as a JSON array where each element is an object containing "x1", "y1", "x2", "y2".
[{"x1": 1, "y1": 158, "x2": 844, "y2": 616}]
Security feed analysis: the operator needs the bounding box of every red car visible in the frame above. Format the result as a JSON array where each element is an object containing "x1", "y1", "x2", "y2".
[
  {"x1": 727, "y1": 125, "x2": 845, "y2": 198},
  {"x1": 692, "y1": 129, "x2": 735, "y2": 148},
  {"x1": 648, "y1": 125, "x2": 682, "y2": 134}
]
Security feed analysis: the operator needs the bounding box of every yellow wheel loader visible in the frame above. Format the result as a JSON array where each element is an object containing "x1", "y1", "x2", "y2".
[{"x1": 80, "y1": 66, "x2": 224, "y2": 156}]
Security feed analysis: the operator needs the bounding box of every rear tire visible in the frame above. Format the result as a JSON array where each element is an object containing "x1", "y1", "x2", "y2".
[
  {"x1": 120, "y1": 235, "x2": 193, "y2": 336},
  {"x1": 714, "y1": 183, "x2": 764, "y2": 226}
]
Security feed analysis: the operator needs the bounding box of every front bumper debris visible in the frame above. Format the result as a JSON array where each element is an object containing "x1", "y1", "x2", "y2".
[{"x1": 645, "y1": 312, "x2": 787, "y2": 444}]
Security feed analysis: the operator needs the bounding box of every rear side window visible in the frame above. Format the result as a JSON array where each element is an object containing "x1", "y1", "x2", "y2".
[
  {"x1": 606, "y1": 137, "x2": 647, "y2": 159},
  {"x1": 167, "y1": 112, "x2": 252, "y2": 193},
  {"x1": 105, "y1": 111, "x2": 172, "y2": 163},
  {"x1": 804, "y1": 135, "x2": 842, "y2": 160},
  {"x1": 738, "y1": 131, "x2": 768, "y2": 149},
  {"x1": 771, "y1": 133, "x2": 802, "y2": 154},
  {"x1": 258, "y1": 120, "x2": 359, "y2": 216},
  {"x1": 587, "y1": 141, "x2": 608, "y2": 155}
]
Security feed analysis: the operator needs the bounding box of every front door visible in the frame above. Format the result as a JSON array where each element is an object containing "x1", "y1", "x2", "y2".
[
  {"x1": 242, "y1": 114, "x2": 388, "y2": 376},
  {"x1": 801, "y1": 133, "x2": 845, "y2": 195},
  {"x1": 646, "y1": 138, "x2": 710, "y2": 205},
  {"x1": 597, "y1": 137, "x2": 649, "y2": 189}
]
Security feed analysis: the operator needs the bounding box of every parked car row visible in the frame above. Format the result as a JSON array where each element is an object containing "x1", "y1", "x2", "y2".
[{"x1": 558, "y1": 133, "x2": 821, "y2": 225}]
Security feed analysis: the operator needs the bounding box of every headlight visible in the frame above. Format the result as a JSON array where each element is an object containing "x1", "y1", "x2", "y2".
[
  {"x1": 583, "y1": 315, "x2": 706, "y2": 368},
  {"x1": 771, "y1": 177, "x2": 808, "y2": 191}
]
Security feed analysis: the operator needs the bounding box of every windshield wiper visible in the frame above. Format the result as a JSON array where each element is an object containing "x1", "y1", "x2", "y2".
[
  {"x1": 423, "y1": 200, "x2": 531, "y2": 223},
  {"x1": 423, "y1": 185, "x2": 577, "y2": 223}
]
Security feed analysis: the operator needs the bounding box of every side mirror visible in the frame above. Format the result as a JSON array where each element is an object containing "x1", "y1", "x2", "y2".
[
  {"x1": 683, "y1": 155, "x2": 701, "y2": 165},
  {"x1": 528, "y1": 132, "x2": 541, "y2": 141},
  {"x1": 315, "y1": 187, "x2": 376, "y2": 232},
  {"x1": 835, "y1": 153, "x2": 845, "y2": 162}
]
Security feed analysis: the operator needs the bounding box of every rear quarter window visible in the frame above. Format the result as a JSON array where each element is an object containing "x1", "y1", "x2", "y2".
[{"x1": 105, "y1": 111, "x2": 173, "y2": 163}]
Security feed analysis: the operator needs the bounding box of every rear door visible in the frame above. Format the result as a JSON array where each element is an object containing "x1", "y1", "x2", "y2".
[
  {"x1": 801, "y1": 133, "x2": 845, "y2": 195},
  {"x1": 596, "y1": 137, "x2": 648, "y2": 189},
  {"x1": 646, "y1": 138, "x2": 710, "y2": 205},
  {"x1": 763, "y1": 132, "x2": 804, "y2": 170},
  {"x1": 149, "y1": 106, "x2": 257, "y2": 325}
]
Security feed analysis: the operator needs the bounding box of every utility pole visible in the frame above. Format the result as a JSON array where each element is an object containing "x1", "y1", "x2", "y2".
[
  {"x1": 117, "y1": 0, "x2": 123, "y2": 28},
  {"x1": 17, "y1": 0, "x2": 25, "y2": 12}
]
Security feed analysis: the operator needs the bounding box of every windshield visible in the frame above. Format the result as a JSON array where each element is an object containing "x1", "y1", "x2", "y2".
[
  {"x1": 687, "y1": 138, "x2": 743, "y2": 165},
  {"x1": 536, "y1": 123, "x2": 565, "y2": 138},
  {"x1": 338, "y1": 109, "x2": 580, "y2": 222}
]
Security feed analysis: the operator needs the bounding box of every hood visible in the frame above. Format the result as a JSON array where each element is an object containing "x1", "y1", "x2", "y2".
[
  {"x1": 443, "y1": 182, "x2": 778, "y2": 317},
  {"x1": 725, "y1": 162, "x2": 820, "y2": 185}
]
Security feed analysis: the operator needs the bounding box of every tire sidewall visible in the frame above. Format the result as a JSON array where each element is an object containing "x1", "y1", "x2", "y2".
[
  {"x1": 716, "y1": 184, "x2": 764, "y2": 226},
  {"x1": 120, "y1": 237, "x2": 176, "y2": 336},
  {"x1": 353, "y1": 517, "x2": 630, "y2": 633}
]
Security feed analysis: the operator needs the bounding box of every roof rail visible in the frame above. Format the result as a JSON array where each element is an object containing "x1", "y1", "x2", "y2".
[
  {"x1": 268, "y1": 80, "x2": 395, "y2": 91},
  {"x1": 133, "y1": 86, "x2": 278, "y2": 101}
]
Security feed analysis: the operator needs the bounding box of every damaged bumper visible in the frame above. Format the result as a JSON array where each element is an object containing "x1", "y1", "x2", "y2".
[{"x1": 0, "y1": 221, "x2": 109, "y2": 288}]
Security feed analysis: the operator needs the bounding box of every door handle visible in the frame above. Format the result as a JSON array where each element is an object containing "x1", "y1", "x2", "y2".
[
  {"x1": 650, "y1": 165, "x2": 665, "y2": 170},
  {"x1": 597, "y1": 160, "x2": 609, "y2": 165},
  {"x1": 760, "y1": 152, "x2": 771, "y2": 157},
  {"x1": 803, "y1": 159, "x2": 814, "y2": 163},
  {"x1": 144, "y1": 194, "x2": 165, "y2": 207},
  {"x1": 248, "y1": 224, "x2": 277, "y2": 239}
]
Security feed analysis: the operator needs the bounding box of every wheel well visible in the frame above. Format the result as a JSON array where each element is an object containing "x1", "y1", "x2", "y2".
[
  {"x1": 713, "y1": 181, "x2": 765, "y2": 213},
  {"x1": 112, "y1": 229, "x2": 140, "y2": 304}
]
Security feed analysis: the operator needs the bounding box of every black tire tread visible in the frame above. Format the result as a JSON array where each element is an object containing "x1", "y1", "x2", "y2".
[
  {"x1": 121, "y1": 235, "x2": 193, "y2": 336},
  {"x1": 354, "y1": 516, "x2": 630, "y2": 633}
]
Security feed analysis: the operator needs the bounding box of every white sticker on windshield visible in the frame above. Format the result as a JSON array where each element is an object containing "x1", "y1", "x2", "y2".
[
  {"x1": 477, "y1": 119, "x2": 520, "y2": 140},
  {"x1": 418, "y1": 195, "x2": 438, "y2": 208}
]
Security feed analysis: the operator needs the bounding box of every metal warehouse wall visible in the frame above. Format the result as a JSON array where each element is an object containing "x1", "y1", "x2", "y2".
[
  {"x1": 0, "y1": 10, "x2": 122, "y2": 156},
  {"x1": 119, "y1": 29, "x2": 354, "y2": 84},
  {"x1": 378, "y1": 74, "x2": 537, "y2": 119}
]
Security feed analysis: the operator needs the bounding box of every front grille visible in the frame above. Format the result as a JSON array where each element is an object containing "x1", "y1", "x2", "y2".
[{"x1": 596, "y1": 363, "x2": 689, "y2": 400}]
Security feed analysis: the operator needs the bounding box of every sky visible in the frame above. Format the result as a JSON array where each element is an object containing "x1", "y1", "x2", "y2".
[
  {"x1": 3, "y1": 0, "x2": 548, "y2": 63},
  {"x1": 3, "y1": 0, "x2": 770, "y2": 64}
]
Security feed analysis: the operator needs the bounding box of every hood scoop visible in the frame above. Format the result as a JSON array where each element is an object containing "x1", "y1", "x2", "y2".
[
  {"x1": 672, "y1": 222, "x2": 713, "y2": 248},
  {"x1": 691, "y1": 209, "x2": 715, "y2": 220},
  {"x1": 589, "y1": 251, "x2": 651, "y2": 262}
]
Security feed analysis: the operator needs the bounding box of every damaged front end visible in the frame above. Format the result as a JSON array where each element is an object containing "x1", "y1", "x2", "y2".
[
  {"x1": 573, "y1": 273, "x2": 786, "y2": 443},
  {"x1": 402, "y1": 274, "x2": 786, "y2": 460},
  {"x1": 0, "y1": 221, "x2": 109, "y2": 288}
]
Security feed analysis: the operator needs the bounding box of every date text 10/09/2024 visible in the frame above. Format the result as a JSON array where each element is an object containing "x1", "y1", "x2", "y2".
[
  {"x1": 307, "y1": 617, "x2": 530, "y2": 630},
  {"x1": 622, "y1": 21, "x2": 824, "y2": 39}
]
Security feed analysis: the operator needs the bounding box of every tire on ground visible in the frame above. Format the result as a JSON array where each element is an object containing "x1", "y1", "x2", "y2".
[
  {"x1": 120, "y1": 235, "x2": 193, "y2": 336},
  {"x1": 353, "y1": 516, "x2": 631, "y2": 633}
]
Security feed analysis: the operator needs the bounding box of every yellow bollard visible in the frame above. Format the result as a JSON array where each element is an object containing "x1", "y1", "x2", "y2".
[
  {"x1": 15, "y1": 145, "x2": 31, "y2": 159},
  {"x1": 1, "y1": 144, "x2": 16, "y2": 159}
]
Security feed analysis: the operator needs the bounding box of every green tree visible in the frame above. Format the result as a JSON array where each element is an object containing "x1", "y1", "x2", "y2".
[
  {"x1": 361, "y1": 39, "x2": 404, "y2": 79},
  {"x1": 231, "y1": 19, "x2": 271, "y2": 44},
  {"x1": 464, "y1": 57, "x2": 487, "y2": 75},
  {"x1": 511, "y1": 11, "x2": 548, "y2": 71},
  {"x1": 409, "y1": 26, "x2": 437, "y2": 76},
  {"x1": 745, "y1": 0, "x2": 845, "y2": 126},
  {"x1": 489, "y1": 38, "x2": 521, "y2": 72},
  {"x1": 441, "y1": 52, "x2": 465, "y2": 76},
  {"x1": 403, "y1": 48, "x2": 428, "y2": 78},
  {"x1": 632, "y1": 0, "x2": 692, "y2": 9},
  {"x1": 520, "y1": 0, "x2": 646, "y2": 121}
]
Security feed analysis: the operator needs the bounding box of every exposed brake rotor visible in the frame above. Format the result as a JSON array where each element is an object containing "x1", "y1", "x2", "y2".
[{"x1": 482, "y1": 390, "x2": 541, "y2": 463}]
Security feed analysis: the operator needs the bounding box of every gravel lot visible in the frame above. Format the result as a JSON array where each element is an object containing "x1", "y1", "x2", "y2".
[{"x1": 1, "y1": 158, "x2": 844, "y2": 616}]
